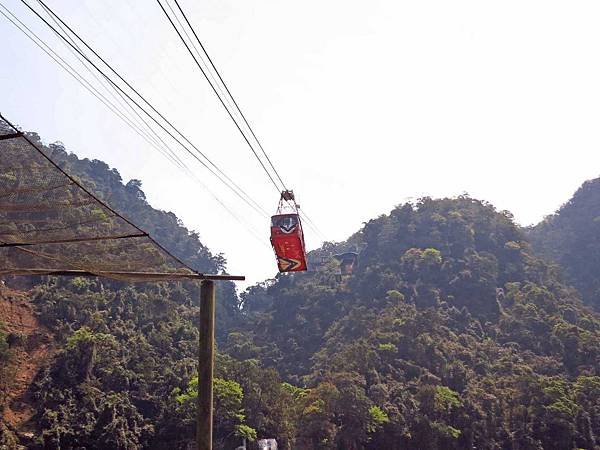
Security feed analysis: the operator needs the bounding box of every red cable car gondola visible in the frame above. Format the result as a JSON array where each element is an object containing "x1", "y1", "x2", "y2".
[{"x1": 270, "y1": 191, "x2": 308, "y2": 272}]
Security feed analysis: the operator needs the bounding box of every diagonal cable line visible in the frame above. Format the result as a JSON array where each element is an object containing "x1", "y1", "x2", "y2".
[
  {"x1": 10, "y1": 0, "x2": 327, "y2": 249},
  {"x1": 163, "y1": 0, "x2": 238, "y2": 121},
  {"x1": 0, "y1": 113, "x2": 196, "y2": 273},
  {"x1": 32, "y1": 0, "x2": 269, "y2": 218},
  {"x1": 0, "y1": 2, "x2": 186, "y2": 171},
  {"x1": 30, "y1": 0, "x2": 268, "y2": 218},
  {"x1": 166, "y1": 0, "x2": 328, "y2": 242},
  {"x1": 1, "y1": 2, "x2": 269, "y2": 248},
  {"x1": 299, "y1": 210, "x2": 327, "y2": 241},
  {"x1": 36, "y1": 0, "x2": 187, "y2": 170},
  {"x1": 24, "y1": 0, "x2": 270, "y2": 219},
  {"x1": 32, "y1": 0, "x2": 268, "y2": 246},
  {"x1": 156, "y1": 0, "x2": 282, "y2": 194},
  {"x1": 171, "y1": 0, "x2": 288, "y2": 192}
]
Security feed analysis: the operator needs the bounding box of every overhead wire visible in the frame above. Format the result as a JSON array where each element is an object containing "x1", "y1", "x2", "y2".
[
  {"x1": 0, "y1": 1, "x2": 269, "y2": 248},
  {"x1": 167, "y1": 0, "x2": 330, "y2": 243},
  {"x1": 155, "y1": 0, "x2": 282, "y2": 194},
  {"x1": 22, "y1": 0, "x2": 271, "y2": 219},
  {"x1": 34, "y1": 0, "x2": 268, "y2": 248},
  {"x1": 38, "y1": 0, "x2": 186, "y2": 170},
  {"x1": 0, "y1": 2, "x2": 185, "y2": 171},
  {"x1": 0, "y1": 113, "x2": 196, "y2": 273},
  {"x1": 163, "y1": 0, "x2": 329, "y2": 242},
  {"x1": 38, "y1": 0, "x2": 268, "y2": 220},
  {"x1": 162, "y1": 0, "x2": 238, "y2": 120},
  {"x1": 182, "y1": 168, "x2": 270, "y2": 249},
  {"x1": 170, "y1": 0, "x2": 288, "y2": 192},
  {"x1": 9, "y1": 0, "x2": 326, "y2": 249},
  {"x1": 44, "y1": 5, "x2": 269, "y2": 249}
]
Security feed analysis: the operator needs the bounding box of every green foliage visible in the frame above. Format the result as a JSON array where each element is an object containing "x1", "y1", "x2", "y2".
[
  {"x1": 0, "y1": 134, "x2": 247, "y2": 449},
  {"x1": 377, "y1": 342, "x2": 397, "y2": 353},
  {"x1": 66, "y1": 327, "x2": 105, "y2": 349},
  {"x1": 367, "y1": 406, "x2": 389, "y2": 433},
  {"x1": 237, "y1": 196, "x2": 600, "y2": 449},
  {"x1": 434, "y1": 386, "x2": 462, "y2": 411},
  {"x1": 0, "y1": 322, "x2": 9, "y2": 362},
  {"x1": 172, "y1": 375, "x2": 256, "y2": 446},
  {"x1": 530, "y1": 177, "x2": 600, "y2": 311},
  {"x1": 431, "y1": 421, "x2": 461, "y2": 439},
  {"x1": 235, "y1": 424, "x2": 257, "y2": 441},
  {"x1": 3, "y1": 127, "x2": 600, "y2": 450},
  {"x1": 68, "y1": 277, "x2": 91, "y2": 293},
  {"x1": 174, "y1": 376, "x2": 198, "y2": 404}
]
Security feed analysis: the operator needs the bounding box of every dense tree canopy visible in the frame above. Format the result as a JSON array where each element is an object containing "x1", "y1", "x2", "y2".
[
  {"x1": 235, "y1": 196, "x2": 600, "y2": 449},
  {"x1": 530, "y1": 177, "x2": 600, "y2": 311},
  {"x1": 0, "y1": 130, "x2": 599, "y2": 449}
]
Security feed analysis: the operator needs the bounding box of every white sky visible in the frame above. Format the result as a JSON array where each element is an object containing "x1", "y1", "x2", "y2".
[{"x1": 1, "y1": 0, "x2": 600, "y2": 287}]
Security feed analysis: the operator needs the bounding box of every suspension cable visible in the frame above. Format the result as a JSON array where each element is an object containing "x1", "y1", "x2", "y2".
[
  {"x1": 13, "y1": 0, "x2": 327, "y2": 245},
  {"x1": 155, "y1": 0, "x2": 282, "y2": 193},
  {"x1": 0, "y1": 2, "x2": 270, "y2": 247},
  {"x1": 0, "y1": 2, "x2": 185, "y2": 171},
  {"x1": 171, "y1": 0, "x2": 289, "y2": 192},
  {"x1": 163, "y1": 0, "x2": 328, "y2": 241},
  {"x1": 24, "y1": 0, "x2": 270, "y2": 218},
  {"x1": 38, "y1": 0, "x2": 185, "y2": 171}
]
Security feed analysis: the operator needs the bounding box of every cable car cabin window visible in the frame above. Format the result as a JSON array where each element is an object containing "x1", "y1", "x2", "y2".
[{"x1": 271, "y1": 214, "x2": 299, "y2": 233}]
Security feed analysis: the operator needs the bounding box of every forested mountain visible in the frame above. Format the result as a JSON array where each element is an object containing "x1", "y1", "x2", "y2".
[
  {"x1": 1, "y1": 128, "x2": 599, "y2": 450},
  {"x1": 234, "y1": 196, "x2": 600, "y2": 450},
  {"x1": 0, "y1": 132, "x2": 249, "y2": 449},
  {"x1": 529, "y1": 177, "x2": 600, "y2": 312}
]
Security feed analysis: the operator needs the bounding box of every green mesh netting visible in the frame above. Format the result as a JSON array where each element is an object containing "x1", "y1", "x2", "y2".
[{"x1": 0, "y1": 116, "x2": 197, "y2": 281}]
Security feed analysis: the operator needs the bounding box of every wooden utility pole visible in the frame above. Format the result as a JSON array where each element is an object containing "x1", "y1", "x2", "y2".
[{"x1": 197, "y1": 280, "x2": 216, "y2": 450}]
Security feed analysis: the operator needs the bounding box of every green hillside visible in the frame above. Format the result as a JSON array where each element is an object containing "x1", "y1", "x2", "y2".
[
  {"x1": 1, "y1": 129, "x2": 599, "y2": 449},
  {"x1": 0, "y1": 132, "x2": 253, "y2": 449},
  {"x1": 235, "y1": 197, "x2": 600, "y2": 449},
  {"x1": 530, "y1": 177, "x2": 600, "y2": 312}
]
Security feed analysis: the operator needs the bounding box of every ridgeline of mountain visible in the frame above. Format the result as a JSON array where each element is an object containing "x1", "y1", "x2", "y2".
[
  {"x1": 529, "y1": 177, "x2": 600, "y2": 312},
  {"x1": 0, "y1": 127, "x2": 599, "y2": 449}
]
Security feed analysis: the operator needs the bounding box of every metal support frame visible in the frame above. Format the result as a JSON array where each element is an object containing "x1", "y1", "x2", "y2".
[
  {"x1": 2, "y1": 269, "x2": 244, "y2": 281},
  {"x1": 0, "y1": 132, "x2": 24, "y2": 141},
  {"x1": 0, "y1": 232, "x2": 147, "y2": 247}
]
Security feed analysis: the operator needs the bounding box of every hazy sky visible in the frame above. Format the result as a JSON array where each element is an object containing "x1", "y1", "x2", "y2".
[{"x1": 2, "y1": 0, "x2": 600, "y2": 287}]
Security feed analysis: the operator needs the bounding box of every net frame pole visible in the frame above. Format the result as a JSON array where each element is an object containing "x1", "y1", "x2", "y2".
[
  {"x1": 197, "y1": 279, "x2": 215, "y2": 450},
  {"x1": 2, "y1": 270, "x2": 244, "y2": 281},
  {"x1": 0, "y1": 132, "x2": 23, "y2": 140},
  {"x1": 0, "y1": 113, "x2": 196, "y2": 274}
]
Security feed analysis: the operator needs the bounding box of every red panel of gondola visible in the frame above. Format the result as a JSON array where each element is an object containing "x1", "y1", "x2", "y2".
[{"x1": 270, "y1": 191, "x2": 308, "y2": 272}]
